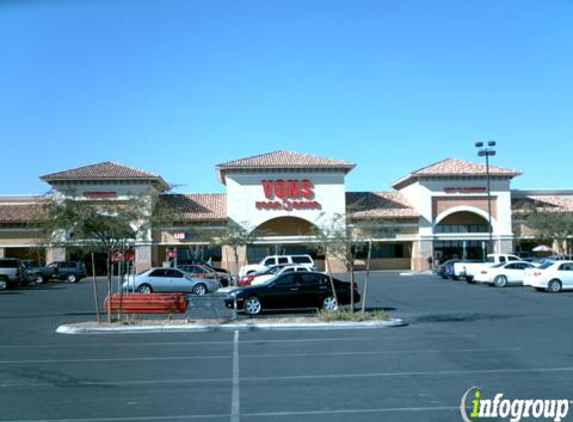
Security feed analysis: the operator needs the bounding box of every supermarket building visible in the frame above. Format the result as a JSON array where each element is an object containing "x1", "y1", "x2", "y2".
[{"x1": 0, "y1": 150, "x2": 571, "y2": 272}]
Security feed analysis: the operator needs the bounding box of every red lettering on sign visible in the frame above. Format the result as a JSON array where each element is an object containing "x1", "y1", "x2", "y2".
[
  {"x1": 260, "y1": 179, "x2": 314, "y2": 199},
  {"x1": 275, "y1": 180, "x2": 286, "y2": 199},
  {"x1": 262, "y1": 181, "x2": 274, "y2": 199},
  {"x1": 300, "y1": 180, "x2": 312, "y2": 199},
  {"x1": 286, "y1": 180, "x2": 299, "y2": 198}
]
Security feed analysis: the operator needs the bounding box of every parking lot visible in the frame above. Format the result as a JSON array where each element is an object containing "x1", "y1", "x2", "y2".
[{"x1": 1, "y1": 272, "x2": 573, "y2": 422}]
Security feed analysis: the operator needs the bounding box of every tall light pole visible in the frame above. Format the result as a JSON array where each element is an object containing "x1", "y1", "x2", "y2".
[{"x1": 475, "y1": 141, "x2": 496, "y2": 254}]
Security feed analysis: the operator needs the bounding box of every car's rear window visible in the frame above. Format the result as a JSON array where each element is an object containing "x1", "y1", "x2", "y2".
[
  {"x1": 0, "y1": 260, "x2": 19, "y2": 268},
  {"x1": 292, "y1": 256, "x2": 311, "y2": 264}
]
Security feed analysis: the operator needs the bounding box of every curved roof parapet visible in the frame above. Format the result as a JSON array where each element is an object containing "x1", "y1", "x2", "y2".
[
  {"x1": 216, "y1": 150, "x2": 356, "y2": 184},
  {"x1": 391, "y1": 158, "x2": 522, "y2": 190}
]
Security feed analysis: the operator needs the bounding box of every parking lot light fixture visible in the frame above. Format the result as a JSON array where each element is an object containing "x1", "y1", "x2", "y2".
[{"x1": 475, "y1": 141, "x2": 496, "y2": 254}]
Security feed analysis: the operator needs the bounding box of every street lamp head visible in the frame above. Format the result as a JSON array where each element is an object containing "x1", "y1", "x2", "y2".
[
  {"x1": 488, "y1": 141, "x2": 496, "y2": 147},
  {"x1": 475, "y1": 141, "x2": 484, "y2": 148}
]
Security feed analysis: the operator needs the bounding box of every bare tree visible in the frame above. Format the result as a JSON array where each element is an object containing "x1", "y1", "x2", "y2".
[{"x1": 314, "y1": 210, "x2": 397, "y2": 314}]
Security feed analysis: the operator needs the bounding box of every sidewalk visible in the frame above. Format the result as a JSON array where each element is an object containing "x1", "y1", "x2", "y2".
[{"x1": 56, "y1": 317, "x2": 407, "y2": 334}]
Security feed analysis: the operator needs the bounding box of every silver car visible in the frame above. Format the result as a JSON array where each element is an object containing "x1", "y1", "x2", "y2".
[{"x1": 122, "y1": 267, "x2": 220, "y2": 296}]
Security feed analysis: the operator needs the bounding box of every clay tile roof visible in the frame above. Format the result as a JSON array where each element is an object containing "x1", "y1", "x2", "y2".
[
  {"x1": 41, "y1": 161, "x2": 170, "y2": 190},
  {"x1": 346, "y1": 191, "x2": 419, "y2": 219},
  {"x1": 512, "y1": 194, "x2": 573, "y2": 215},
  {"x1": 216, "y1": 150, "x2": 356, "y2": 183},
  {"x1": 0, "y1": 203, "x2": 45, "y2": 224},
  {"x1": 392, "y1": 158, "x2": 522, "y2": 189},
  {"x1": 161, "y1": 193, "x2": 227, "y2": 223}
]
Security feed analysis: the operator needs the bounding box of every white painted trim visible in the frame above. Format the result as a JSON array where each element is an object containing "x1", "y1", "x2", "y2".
[{"x1": 434, "y1": 205, "x2": 498, "y2": 232}]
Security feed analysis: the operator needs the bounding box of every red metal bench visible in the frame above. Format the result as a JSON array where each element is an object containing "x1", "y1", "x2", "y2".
[{"x1": 104, "y1": 292, "x2": 188, "y2": 314}]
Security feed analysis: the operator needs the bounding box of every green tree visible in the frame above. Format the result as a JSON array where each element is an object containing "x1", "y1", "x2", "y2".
[
  {"x1": 214, "y1": 222, "x2": 257, "y2": 281},
  {"x1": 32, "y1": 191, "x2": 177, "y2": 323},
  {"x1": 527, "y1": 211, "x2": 573, "y2": 254}
]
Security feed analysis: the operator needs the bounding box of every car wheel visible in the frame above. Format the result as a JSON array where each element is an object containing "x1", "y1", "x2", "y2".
[
  {"x1": 322, "y1": 296, "x2": 338, "y2": 311},
  {"x1": 137, "y1": 284, "x2": 153, "y2": 294},
  {"x1": 192, "y1": 283, "x2": 207, "y2": 296},
  {"x1": 466, "y1": 277, "x2": 475, "y2": 284},
  {"x1": 67, "y1": 274, "x2": 77, "y2": 283},
  {"x1": 494, "y1": 275, "x2": 508, "y2": 288},
  {"x1": 547, "y1": 279, "x2": 562, "y2": 293},
  {"x1": 36, "y1": 274, "x2": 46, "y2": 284},
  {"x1": 0, "y1": 278, "x2": 7, "y2": 291},
  {"x1": 244, "y1": 297, "x2": 262, "y2": 315}
]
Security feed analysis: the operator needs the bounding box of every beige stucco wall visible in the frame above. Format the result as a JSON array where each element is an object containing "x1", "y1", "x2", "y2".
[{"x1": 433, "y1": 197, "x2": 498, "y2": 220}]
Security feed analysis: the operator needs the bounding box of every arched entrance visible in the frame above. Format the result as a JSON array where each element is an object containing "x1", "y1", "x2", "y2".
[
  {"x1": 434, "y1": 210, "x2": 492, "y2": 261},
  {"x1": 248, "y1": 216, "x2": 323, "y2": 267}
]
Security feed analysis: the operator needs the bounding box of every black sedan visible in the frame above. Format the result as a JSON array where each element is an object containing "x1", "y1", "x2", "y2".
[{"x1": 224, "y1": 271, "x2": 360, "y2": 315}]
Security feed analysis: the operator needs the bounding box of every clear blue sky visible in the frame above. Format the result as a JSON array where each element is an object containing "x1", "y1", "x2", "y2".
[{"x1": 1, "y1": 0, "x2": 571, "y2": 195}]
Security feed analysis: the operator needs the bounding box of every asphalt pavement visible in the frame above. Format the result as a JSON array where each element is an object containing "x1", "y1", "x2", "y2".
[{"x1": 1, "y1": 272, "x2": 573, "y2": 422}]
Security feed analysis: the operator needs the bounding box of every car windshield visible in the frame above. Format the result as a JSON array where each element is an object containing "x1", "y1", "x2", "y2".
[
  {"x1": 538, "y1": 261, "x2": 555, "y2": 269},
  {"x1": 491, "y1": 263, "x2": 504, "y2": 268}
]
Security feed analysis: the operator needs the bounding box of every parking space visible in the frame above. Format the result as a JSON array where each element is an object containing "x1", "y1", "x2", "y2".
[{"x1": 1, "y1": 272, "x2": 572, "y2": 422}]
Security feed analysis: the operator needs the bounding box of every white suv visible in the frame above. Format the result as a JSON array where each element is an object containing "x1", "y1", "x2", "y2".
[{"x1": 239, "y1": 255, "x2": 315, "y2": 277}]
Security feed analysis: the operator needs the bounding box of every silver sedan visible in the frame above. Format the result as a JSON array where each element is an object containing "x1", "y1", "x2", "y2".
[{"x1": 122, "y1": 267, "x2": 220, "y2": 296}]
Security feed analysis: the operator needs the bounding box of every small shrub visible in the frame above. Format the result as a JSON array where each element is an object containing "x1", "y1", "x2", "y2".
[{"x1": 317, "y1": 308, "x2": 390, "y2": 322}]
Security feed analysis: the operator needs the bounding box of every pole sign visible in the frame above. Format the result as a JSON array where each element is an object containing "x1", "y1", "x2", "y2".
[{"x1": 255, "y1": 179, "x2": 321, "y2": 210}]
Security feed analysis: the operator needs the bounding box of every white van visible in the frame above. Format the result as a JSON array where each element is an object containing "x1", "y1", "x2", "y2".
[{"x1": 238, "y1": 255, "x2": 315, "y2": 277}]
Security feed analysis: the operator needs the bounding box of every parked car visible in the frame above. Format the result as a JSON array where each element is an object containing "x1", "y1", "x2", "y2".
[
  {"x1": 46, "y1": 261, "x2": 87, "y2": 283},
  {"x1": 20, "y1": 259, "x2": 56, "y2": 284},
  {"x1": 238, "y1": 264, "x2": 314, "y2": 287},
  {"x1": 238, "y1": 254, "x2": 315, "y2": 277},
  {"x1": 0, "y1": 258, "x2": 26, "y2": 290},
  {"x1": 174, "y1": 262, "x2": 233, "y2": 286},
  {"x1": 251, "y1": 265, "x2": 315, "y2": 286},
  {"x1": 435, "y1": 259, "x2": 460, "y2": 279},
  {"x1": 122, "y1": 267, "x2": 220, "y2": 295},
  {"x1": 474, "y1": 261, "x2": 536, "y2": 287},
  {"x1": 523, "y1": 260, "x2": 573, "y2": 292},
  {"x1": 224, "y1": 271, "x2": 360, "y2": 315},
  {"x1": 453, "y1": 254, "x2": 521, "y2": 283}
]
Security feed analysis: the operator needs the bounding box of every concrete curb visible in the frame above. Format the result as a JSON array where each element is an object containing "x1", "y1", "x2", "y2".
[{"x1": 56, "y1": 318, "x2": 407, "y2": 334}]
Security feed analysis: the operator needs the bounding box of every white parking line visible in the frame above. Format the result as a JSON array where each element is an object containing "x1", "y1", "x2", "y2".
[{"x1": 231, "y1": 330, "x2": 240, "y2": 422}]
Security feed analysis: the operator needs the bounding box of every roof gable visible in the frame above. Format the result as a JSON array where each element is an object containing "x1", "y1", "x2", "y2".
[
  {"x1": 391, "y1": 158, "x2": 522, "y2": 189},
  {"x1": 41, "y1": 161, "x2": 170, "y2": 191},
  {"x1": 216, "y1": 150, "x2": 356, "y2": 183}
]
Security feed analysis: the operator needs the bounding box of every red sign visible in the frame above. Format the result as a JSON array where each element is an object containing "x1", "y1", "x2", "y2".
[
  {"x1": 166, "y1": 248, "x2": 176, "y2": 258},
  {"x1": 257, "y1": 179, "x2": 321, "y2": 210},
  {"x1": 443, "y1": 187, "x2": 487, "y2": 194},
  {"x1": 262, "y1": 179, "x2": 314, "y2": 199},
  {"x1": 112, "y1": 249, "x2": 134, "y2": 262}
]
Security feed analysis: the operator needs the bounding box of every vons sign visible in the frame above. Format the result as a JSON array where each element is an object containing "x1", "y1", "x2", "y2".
[{"x1": 255, "y1": 179, "x2": 321, "y2": 211}]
